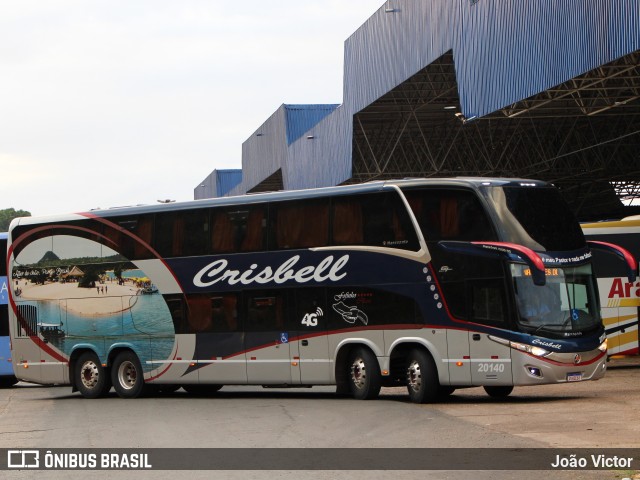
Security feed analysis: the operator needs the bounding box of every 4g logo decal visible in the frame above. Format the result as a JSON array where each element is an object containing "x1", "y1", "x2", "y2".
[{"x1": 301, "y1": 307, "x2": 323, "y2": 327}]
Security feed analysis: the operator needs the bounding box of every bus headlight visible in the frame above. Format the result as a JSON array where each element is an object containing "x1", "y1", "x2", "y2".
[
  {"x1": 488, "y1": 335, "x2": 550, "y2": 357},
  {"x1": 598, "y1": 338, "x2": 608, "y2": 353},
  {"x1": 530, "y1": 346, "x2": 550, "y2": 357},
  {"x1": 511, "y1": 341, "x2": 550, "y2": 357}
]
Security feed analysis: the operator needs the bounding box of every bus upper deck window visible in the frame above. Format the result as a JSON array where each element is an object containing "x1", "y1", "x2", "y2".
[
  {"x1": 272, "y1": 200, "x2": 329, "y2": 250},
  {"x1": 403, "y1": 188, "x2": 497, "y2": 243},
  {"x1": 331, "y1": 192, "x2": 419, "y2": 250}
]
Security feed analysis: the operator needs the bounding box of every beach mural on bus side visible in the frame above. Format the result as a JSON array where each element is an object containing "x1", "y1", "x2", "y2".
[{"x1": 11, "y1": 234, "x2": 175, "y2": 371}]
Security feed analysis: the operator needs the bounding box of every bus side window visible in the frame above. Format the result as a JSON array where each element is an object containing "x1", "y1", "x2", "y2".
[
  {"x1": 211, "y1": 295, "x2": 238, "y2": 332},
  {"x1": 186, "y1": 294, "x2": 213, "y2": 332},
  {"x1": 440, "y1": 197, "x2": 460, "y2": 239},
  {"x1": 180, "y1": 210, "x2": 208, "y2": 257},
  {"x1": 104, "y1": 215, "x2": 155, "y2": 260},
  {"x1": 246, "y1": 293, "x2": 284, "y2": 331},
  {"x1": 332, "y1": 198, "x2": 363, "y2": 245},
  {"x1": 457, "y1": 197, "x2": 494, "y2": 241},
  {"x1": 241, "y1": 208, "x2": 267, "y2": 251},
  {"x1": 406, "y1": 194, "x2": 441, "y2": 240},
  {"x1": 154, "y1": 213, "x2": 178, "y2": 258},
  {"x1": 211, "y1": 207, "x2": 267, "y2": 254},
  {"x1": 363, "y1": 196, "x2": 394, "y2": 246},
  {"x1": 210, "y1": 210, "x2": 234, "y2": 253},
  {"x1": 154, "y1": 210, "x2": 208, "y2": 258},
  {"x1": 165, "y1": 296, "x2": 187, "y2": 334},
  {"x1": 405, "y1": 189, "x2": 496, "y2": 243},
  {"x1": 470, "y1": 279, "x2": 507, "y2": 325},
  {"x1": 271, "y1": 200, "x2": 329, "y2": 250},
  {"x1": 133, "y1": 216, "x2": 154, "y2": 258},
  {"x1": 332, "y1": 192, "x2": 419, "y2": 250}
]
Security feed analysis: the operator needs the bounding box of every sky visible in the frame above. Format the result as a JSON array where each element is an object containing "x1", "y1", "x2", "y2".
[{"x1": 0, "y1": 0, "x2": 385, "y2": 217}]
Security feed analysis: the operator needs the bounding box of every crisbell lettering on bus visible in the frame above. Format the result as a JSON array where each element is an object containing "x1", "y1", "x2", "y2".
[{"x1": 193, "y1": 254, "x2": 350, "y2": 287}]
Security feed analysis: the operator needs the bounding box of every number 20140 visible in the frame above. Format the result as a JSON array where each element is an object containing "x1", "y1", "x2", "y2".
[{"x1": 477, "y1": 363, "x2": 505, "y2": 373}]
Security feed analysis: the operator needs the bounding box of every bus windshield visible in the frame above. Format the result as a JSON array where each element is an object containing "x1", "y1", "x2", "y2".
[
  {"x1": 512, "y1": 263, "x2": 600, "y2": 337},
  {"x1": 485, "y1": 185, "x2": 585, "y2": 251}
]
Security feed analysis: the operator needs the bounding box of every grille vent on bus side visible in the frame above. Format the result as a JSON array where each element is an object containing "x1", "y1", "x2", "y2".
[{"x1": 16, "y1": 304, "x2": 38, "y2": 337}]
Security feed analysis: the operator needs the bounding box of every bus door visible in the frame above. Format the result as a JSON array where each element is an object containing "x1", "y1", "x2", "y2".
[
  {"x1": 467, "y1": 278, "x2": 513, "y2": 386},
  {"x1": 244, "y1": 290, "x2": 293, "y2": 384},
  {"x1": 434, "y1": 252, "x2": 512, "y2": 385},
  {"x1": 288, "y1": 288, "x2": 330, "y2": 385}
]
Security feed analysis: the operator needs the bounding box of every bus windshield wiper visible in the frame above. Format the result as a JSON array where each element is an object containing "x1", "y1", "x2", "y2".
[{"x1": 533, "y1": 323, "x2": 564, "y2": 335}]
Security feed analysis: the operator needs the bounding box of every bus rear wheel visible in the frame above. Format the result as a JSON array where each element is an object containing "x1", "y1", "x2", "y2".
[
  {"x1": 406, "y1": 349, "x2": 439, "y2": 403},
  {"x1": 111, "y1": 351, "x2": 146, "y2": 399},
  {"x1": 75, "y1": 352, "x2": 111, "y2": 399},
  {"x1": 483, "y1": 385, "x2": 514, "y2": 398},
  {"x1": 347, "y1": 347, "x2": 381, "y2": 400}
]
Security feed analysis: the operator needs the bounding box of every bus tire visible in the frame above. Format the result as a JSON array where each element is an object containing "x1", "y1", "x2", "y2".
[
  {"x1": 483, "y1": 385, "x2": 513, "y2": 398},
  {"x1": 406, "y1": 348, "x2": 439, "y2": 403},
  {"x1": 75, "y1": 352, "x2": 111, "y2": 399},
  {"x1": 347, "y1": 347, "x2": 381, "y2": 400},
  {"x1": 111, "y1": 351, "x2": 146, "y2": 399}
]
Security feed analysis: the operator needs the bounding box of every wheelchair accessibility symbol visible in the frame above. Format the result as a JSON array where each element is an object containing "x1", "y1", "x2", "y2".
[{"x1": 280, "y1": 332, "x2": 289, "y2": 344}]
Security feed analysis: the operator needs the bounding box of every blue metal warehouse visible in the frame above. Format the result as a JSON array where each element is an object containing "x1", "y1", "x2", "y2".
[{"x1": 195, "y1": 0, "x2": 640, "y2": 220}]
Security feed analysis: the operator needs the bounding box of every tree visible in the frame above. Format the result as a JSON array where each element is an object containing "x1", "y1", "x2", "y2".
[
  {"x1": 79, "y1": 265, "x2": 106, "y2": 289},
  {"x1": 0, "y1": 208, "x2": 31, "y2": 231}
]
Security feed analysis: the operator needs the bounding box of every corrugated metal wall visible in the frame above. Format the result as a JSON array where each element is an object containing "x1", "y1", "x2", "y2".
[
  {"x1": 198, "y1": 0, "x2": 640, "y2": 198},
  {"x1": 237, "y1": 106, "x2": 289, "y2": 192},
  {"x1": 194, "y1": 169, "x2": 242, "y2": 199},
  {"x1": 457, "y1": 0, "x2": 640, "y2": 118},
  {"x1": 343, "y1": 0, "x2": 458, "y2": 114},
  {"x1": 286, "y1": 105, "x2": 353, "y2": 190},
  {"x1": 229, "y1": 104, "x2": 341, "y2": 194},
  {"x1": 284, "y1": 105, "x2": 339, "y2": 145}
]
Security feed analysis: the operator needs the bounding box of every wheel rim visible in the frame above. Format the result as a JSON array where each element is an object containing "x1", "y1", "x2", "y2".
[
  {"x1": 80, "y1": 360, "x2": 100, "y2": 390},
  {"x1": 117, "y1": 361, "x2": 137, "y2": 390},
  {"x1": 407, "y1": 359, "x2": 422, "y2": 393},
  {"x1": 350, "y1": 356, "x2": 367, "y2": 390}
]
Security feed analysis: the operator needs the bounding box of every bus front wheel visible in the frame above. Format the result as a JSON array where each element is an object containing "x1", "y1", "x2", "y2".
[
  {"x1": 406, "y1": 349, "x2": 439, "y2": 403},
  {"x1": 75, "y1": 352, "x2": 111, "y2": 399},
  {"x1": 111, "y1": 351, "x2": 146, "y2": 399},
  {"x1": 347, "y1": 347, "x2": 381, "y2": 400}
]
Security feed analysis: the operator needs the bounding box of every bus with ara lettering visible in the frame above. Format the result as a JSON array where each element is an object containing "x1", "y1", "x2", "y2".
[
  {"x1": 7, "y1": 178, "x2": 636, "y2": 401},
  {"x1": 582, "y1": 216, "x2": 640, "y2": 356},
  {"x1": 1, "y1": 232, "x2": 18, "y2": 387}
]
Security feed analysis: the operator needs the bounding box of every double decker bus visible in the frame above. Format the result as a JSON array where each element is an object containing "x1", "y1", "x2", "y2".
[
  {"x1": 1, "y1": 232, "x2": 18, "y2": 387},
  {"x1": 7, "y1": 178, "x2": 635, "y2": 401},
  {"x1": 582, "y1": 216, "x2": 640, "y2": 356}
]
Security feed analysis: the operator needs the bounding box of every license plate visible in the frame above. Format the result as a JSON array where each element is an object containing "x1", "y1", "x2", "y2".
[{"x1": 567, "y1": 372, "x2": 582, "y2": 382}]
